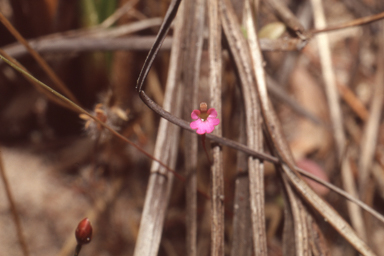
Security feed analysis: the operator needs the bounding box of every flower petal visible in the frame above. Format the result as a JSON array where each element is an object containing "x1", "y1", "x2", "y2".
[
  {"x1": 190, "y1": 107, "x2": 220, "y2": 134},
  {"x1": 191, "y1": 110, "x2": 200, "y2": 119},
  {"x1": 204, "y1": 124, "x2": 215, "y2": 133},
  {"x1": 196, "y1": 128, "x2": 207, "y2": 134},
  {"x1": 208, "y1": 117, "x2": 220, "y2": 126},
  {"x1": 196, "y1": 121, "x2": 213, "y2": 134},
  {"x1": 207, "y1": 108, "x2": 218, "y2": 118},
  {"x1": 190, "y1": 119, "x2": 202, "y2": 130}
]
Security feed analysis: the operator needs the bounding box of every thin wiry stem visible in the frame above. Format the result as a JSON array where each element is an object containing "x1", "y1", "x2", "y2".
[
  {"x1": 136, "y1": 0, "x2": 182, "y2": 93},
  {"x1": 311, "y1": 11, "x2": 384, "y2": 35},
  {"x1": 133, "y1": 17, "x2": 183, "y2": 256},
  {"x1": 0, "y1": 53, "x2": 184, "y2": 183},
  {"x1": 3, "y1": 27, "x2": 384, "y2": 235},
  {"x1": 138, "y1": 88, "x2": 384, "y2": 225}
]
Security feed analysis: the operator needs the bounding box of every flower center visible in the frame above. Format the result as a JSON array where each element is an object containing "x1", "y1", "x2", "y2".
[{"x1": 198, "y1": 112, "x2": 209, "y2": 121}]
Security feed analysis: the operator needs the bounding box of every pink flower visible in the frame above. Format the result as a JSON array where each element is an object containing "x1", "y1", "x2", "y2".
[{"x1": 190, "y1": 103, "x2": 220, "y2": 134}]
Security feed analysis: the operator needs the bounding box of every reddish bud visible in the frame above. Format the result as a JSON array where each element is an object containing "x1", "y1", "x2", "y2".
[
  {"x1": 75, "y1": 218, "x2": 93, "y2": 245},
  {"x1": 199, "y1": 102, "x2": 208, "y2": 113}
]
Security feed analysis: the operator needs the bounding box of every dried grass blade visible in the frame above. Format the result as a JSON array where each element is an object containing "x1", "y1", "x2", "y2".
[
  {"x1": 310, "y1": 0, "x2": 367, "y2": 241},
  {"x1": 133, "y1": 7, "x2": 184, "y2": 255},
  {"x1": 231, "y1": 111, "x2": 252, "y2": 256},
  {"x1": 208, "y1": 0, "x2": 225, "y2": 254},
  {"x1": 219, "y1": 0, "x2": 267, "y2": 254},
  {"x1": 245, "y1": 1, "x2": 307, "y2": 254},
  {"x1": 247, "y1": 0, "x2": 374, "y2": 254},
  {"x1": 139, "y1": 90, "x2": 384, "y2": 226},
  {"x1": 282, "y1": 164, "x2": 375, "y2": 255},
  {"x1": 179, "y1": 0, "x2": 205, "y2": 255},
  {"x1": 310, "y1": 0, "x2": 346, "y2": 160}
]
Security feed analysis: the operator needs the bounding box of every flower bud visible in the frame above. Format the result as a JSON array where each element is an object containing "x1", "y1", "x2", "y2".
[
  {"x1": 199, "y1": 102, "x2": 208, "y2": 113},
  {"x1": 75, "y1": 218, "x2": 93, "y2": 245}
]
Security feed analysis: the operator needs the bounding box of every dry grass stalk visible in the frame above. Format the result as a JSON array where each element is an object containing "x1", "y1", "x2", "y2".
[
  {"x1": 310, "y1": 0, "x2": 367, "y2": 241},
  {"x1": 133, "y1": 3, "x2": 184, "y2": 255},
  {"x1": 179, "y1": 0, "x2": 205, "y2": 255},
  {"x1": 208, "y1": 0, "x2": 224, "y2": 254},
  {"x1": 3, "y1": 1, "x2": 384, "y2": 255}
]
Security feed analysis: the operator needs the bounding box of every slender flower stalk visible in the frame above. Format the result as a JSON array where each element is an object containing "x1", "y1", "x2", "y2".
[{"x1": 201, "y1": 134, "x2": 211, "y2": 165}]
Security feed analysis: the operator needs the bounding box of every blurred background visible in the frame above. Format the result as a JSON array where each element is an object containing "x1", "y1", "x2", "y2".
[{"x1": 0, "y1": 0, "x2": 384, "y2": 255}]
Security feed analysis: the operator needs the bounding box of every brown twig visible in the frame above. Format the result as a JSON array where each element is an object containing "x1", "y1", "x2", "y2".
[
  {"x1": 137, "y1": 90, "x2": 384, "y2": 225},
  {"x1": 130, "y1": 2, "x2": 384, "y2": 239},
  {"x1": 0, "y1": 148, "x2": 30, "y2": 256},
  {"x1": 2, "y1": 37, "x2": 172, "y2": 59},
  {"x1": 311, "y1": 11, "x2": 384, "y2": 35},
  {"x1": 264, "y1": 0, "x2": 307, "y2": 39},
  {"x1": 0, "y1": 53, "x2": 186, "y2": 184}
]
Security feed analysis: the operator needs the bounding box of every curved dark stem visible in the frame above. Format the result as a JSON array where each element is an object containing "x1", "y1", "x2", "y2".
[
  {"x1": 137, "y1": 90, "x2": 384, "y2": 224},
  {"x1": 139, "y1": 90, "x2": 277, "y2": 163},
  {"x1": 134, "y1": 0, "x2": 384, "y2": 226},
  {"x1": 136, "y1": 0, "x2": 182, "y2": 92}
]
